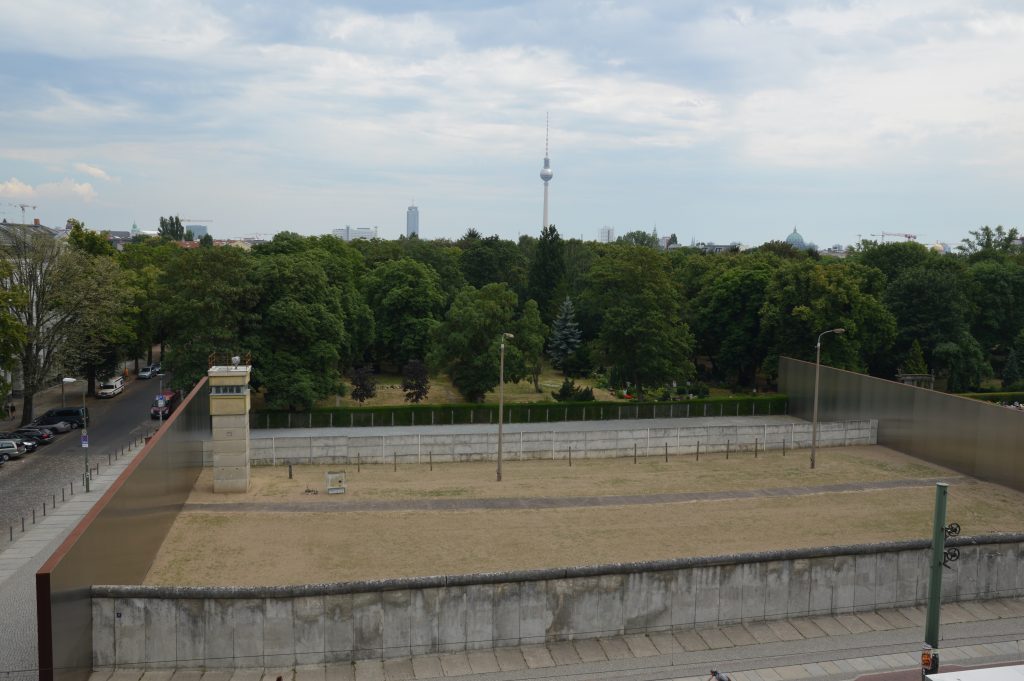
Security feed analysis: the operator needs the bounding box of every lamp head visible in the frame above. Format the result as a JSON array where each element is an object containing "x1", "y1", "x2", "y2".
[
  {"x1": 834, "y1": 328, "x2": 846, "y2": 335},
  {"x1": 62, "y1": 377, "x2": 77, "y2": 384},
  {"x1": 503, "y1": 332, "x2": 515, "y2": 339}
]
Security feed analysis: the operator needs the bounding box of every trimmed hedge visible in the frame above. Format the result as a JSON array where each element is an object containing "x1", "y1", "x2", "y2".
[
  {"x1": 250, "y1": 395, "x2": 789, "y2": 429},
  {"x1": 959, "y1": 391, "x2": 1024, "y2": 404}
]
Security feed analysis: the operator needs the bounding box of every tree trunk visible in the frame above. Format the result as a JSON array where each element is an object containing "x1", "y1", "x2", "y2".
[{"x1": 20, "y1": 392, "x2": 33, "y2": 427}]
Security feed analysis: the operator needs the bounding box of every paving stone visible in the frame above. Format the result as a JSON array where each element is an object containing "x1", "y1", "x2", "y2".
[
  {"x1": 324, "y1": 666, "x2": 354, "y2": 681},
  {"x1": 817, "y1": 661, "x2": 842, "y2": 675},
  {"x1": 382, "y1": 658, "x2": 415, "y2": 681},
  {"x1": 790, "y1": 619, "x2": 825, "y2": 639},
  {"x1": 831, "y1": 659, "x2": 857, "y2": 673},
  {"x1": 465, "y1": 651, "x2": 499, "y2": 674},
  {"x1": 756, "y1": 668, "x2": 782, "y2": 681},
  {"x1": 110, "y1": 671, "x2": 144, "y2": 681},
  {"x1": 699, "y1": 628, "x2": 735, "y2": 649},
  {"x1": 720, "y1": 625, "x2": 757, "y2": 647},
  {"x1": 489, "y1": 648, "x2": 524, "y2": 672},
  {"x1": 848, "y1": 658, "x2": 874, "y2": 672},
  {"x1": 855, "y1": 612, "x2": 893, "y2": 631},
  {"x1": 598, "y1": 638, "x2": 633, "y2": 660},
  {"x1": 547, "y1": 642, "x2": 581, "y2": 666},
  {"x1": 142, "y1": 672, "x2": 174, "y2": 681},
  {"x1": 834, "y1": 614, "x2": 872, "y2": 634},
  {"x1": 801, "y1": 663, "x2": 828, "y2": 678},
  {"x1": 731, "y1": 672, "x2": 758, "y2": 681},
  {"x1": 942, "y1": 604, "x2": 974, "y2": 623},
  {"x1": 202, "y1": 672, "x2": 235, "y2": 681},
  {"x1": 809, "y1": 616, "x2": 849, "y2": 637},
  {"x1": 649, "y1": 632, "x2": 679, "y2": 655},
  {"x1": 410, "y1": 656, "x2": 443, "y2": 679},
  {"x1": 262, "y1": 669, "x2": 294, "y2": 681},
  {"x1": 765, "y1": 621, "x2": 803, "y2": 642},
  {"x1": 624, "y1": 635, "x2": 660, "y2": 657},
  {"x1": 774, "y1": 665, "x2": 810, "y2": 680},
  {"x1": 940, "y1": 647, "x2": 971, "y2": 662},
  {"x1": 89, "y1": 672, "x2": 114, "y2": 681},
  {"x1": 675, "y1": 629, "x2": 710, "y2": 652},
  {"x1": 891, "y1": 653, "x2": 919, "y2": 667},
  {"x1": 171, "y1": 672, "x2": 204, "y2": 681},
  {"x1": 876, "y1": 609, "x2": 915, "y2": 629},
  {"x1": 520, "y1": 645, "x2": 555, "y2": 668},
  {"x1": 999, "y1": 599, "x2": 1024, "y2": 616},
  {"x1": 960, "y1": 601, "x2": 999, "y2": 621},
  {"x1": 437, "y1": 653, "x2": 472, "y2": 676},
  {"x1": 980, "y1": 600, "x2": 1017, "y2": 619},
  {"x1": 574, "y1": 639, "x2": 608, "y2": 663},
  {"x1": 744, "y1": 623, "x2": 781, "y2": 644},
  {"x1": 879, "y1": 654, "x2": 905, "y2": 668},
  {"x1": 898, "y1": 606, "x2": 927, "y2": 626},
  {"x1": 353, "y1": 660, "x2": 385, "y2": 681},
  {"x1": 229, "y1": 671, "x2": 265, "y2": 681},
  {"x1": 989, "y1": 641, "x2": 1023, "y2": 656}
]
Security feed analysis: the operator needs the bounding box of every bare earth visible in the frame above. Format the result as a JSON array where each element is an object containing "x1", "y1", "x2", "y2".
[{"x1": 144, "y1": 445, "x2": 1024, "y2": 586}]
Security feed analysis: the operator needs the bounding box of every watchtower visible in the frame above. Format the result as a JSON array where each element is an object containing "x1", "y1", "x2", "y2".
[{"x1": 208, "y1": 353, "x2": 252, "y2": 493}]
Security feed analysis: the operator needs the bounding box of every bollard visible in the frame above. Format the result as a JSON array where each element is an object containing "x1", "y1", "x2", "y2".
[
  {"x1": 568, "y1": 445, "x2": 572, "y2": 467},
  {"x1": 8, "y1": 525, "x2": 11, "y2": 542},
  {"x1": 429, "y1": 451, "x2": 433, "y2": 471},
  {"x1": 783, "y1": 440, "x2": 786, "y2": 456},
  {"x1": 43, "y1": 503, "x2": 46, "y2": 517},
  {"x1": 394, "y1": 452, "x2": 397, "y2": 472},
  {"x1": 634, "y1": 443, "x2": 637, "y2": 464},
  {"x1": 357, "y1": 452, "x2": 360, "y2": 473},
  {"x1": 288, "y1": 464, "x2": 293, "y2": 479},
  {"x1": 22, "y1": 517, "x2": 25, "y2": 532},
  {"x1": 108, "y1": 453, "x2": 111, "y2": 465},
  {"x1": 696, "y1": 441, "x2": 700, "y2": 461},
  {"x1": 62, "y1": 487, "x2": 65, "y2": 502},
  {"x1": 665, "y1": 442, "x2": 668, "y2": 462},
  {"x1": 32, "y1": 509, "x2": 36, "y2": 524},
  {"x1": 52, "y1": 493, "x2": 56, "y2": 509},
  {"x1": 726, "y1": 441, "x2": 730, "y2": 459},
  {"x1": 71, "y1": 480, "x2": 74, "y2": 494},
  {"x1": 754, "y1": 439, "x2": 758, "y2": 458}
]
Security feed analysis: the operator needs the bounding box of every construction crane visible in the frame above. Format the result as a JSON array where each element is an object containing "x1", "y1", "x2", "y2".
[
  {"x1": 7, "y1": 203, "x2": 37, "y2": 223},
  {"x1": 181, "y1": 218, "x2": 214, "y2": 223},
  {"x1": 870, "y1": 231, "x2": 918, "y2": 242}
]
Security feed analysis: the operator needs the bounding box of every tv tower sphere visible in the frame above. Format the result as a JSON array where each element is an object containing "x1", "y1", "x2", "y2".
[{"x1": 540, "y1": 158, "x2": 553, "y2": 182}]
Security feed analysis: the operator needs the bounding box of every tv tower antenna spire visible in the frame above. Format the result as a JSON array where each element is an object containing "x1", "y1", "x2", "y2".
[{"x1": 539, "y1": 113, "x2": 554, "y2": 229}]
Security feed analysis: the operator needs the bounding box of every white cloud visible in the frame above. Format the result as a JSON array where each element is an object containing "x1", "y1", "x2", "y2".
[
  {"x1": 0, "y1": 177, "x2": 96, "y2": 202},
  {"x1": 73, "y1": 163, "x2": 112, "y2": 181},
  {"x1": 0, "y1": 177, "x2": 36, "y2": 199}
]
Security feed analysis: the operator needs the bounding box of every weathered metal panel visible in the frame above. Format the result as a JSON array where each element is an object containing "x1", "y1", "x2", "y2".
[
  {"x1": 779, "y1": 357, "x2": 1024, "y2": 491},
  {"x1": 37, "y1": 379, "x2": 211, "y2": 681}
]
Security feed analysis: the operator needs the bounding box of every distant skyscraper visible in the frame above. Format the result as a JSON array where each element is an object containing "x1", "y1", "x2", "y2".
[
  {"x1": 540, "y1": 113, "x2": 553, "y2": 229},
  {"x1": 599, "y1": 226, "x2": 615, "y2": 243},
  {"x1": 186, "y1": 224, "x2": 209, "y2": 238},
  {"x1": 406, "y1": 203, "x2": 419, "y2": 238},
  {"x1": 332, "y1": 225, "x2": 378, "y2": 241}
]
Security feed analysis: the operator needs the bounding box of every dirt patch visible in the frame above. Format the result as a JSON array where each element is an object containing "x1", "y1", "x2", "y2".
[{"x1": 144, "y1": 446, "x2": 1024, "y2": 586}]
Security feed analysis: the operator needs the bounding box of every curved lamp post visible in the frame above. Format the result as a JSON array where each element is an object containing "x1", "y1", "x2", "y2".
[
  {"x1": 811, "y1": 328, "x2": 845, "y2": 470},
  {"x1": 63, "y1": 377, "x2": 89, "y2": 491},
  {"x1": 497, "y1": 332, "x2": 514, "y2": 482}
]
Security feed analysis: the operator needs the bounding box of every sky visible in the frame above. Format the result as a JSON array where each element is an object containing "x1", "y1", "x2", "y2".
[{"x1": 1, "y1": 1, "x2": 1023, "y2": 247}]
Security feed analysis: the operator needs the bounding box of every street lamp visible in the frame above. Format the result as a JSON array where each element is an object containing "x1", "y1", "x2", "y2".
[
  {"x1": 811, "y1": 327, "x2": 845, "y2": 470},
  {"x1": 497, "y1": 332, "x2": 514, "y2": 482},
  {"x1": 63, "y1": 377, "x2": 90, "y2": 491},
  {"x1": 157, "y1": 372, "x2": 166, "y2": 428}
]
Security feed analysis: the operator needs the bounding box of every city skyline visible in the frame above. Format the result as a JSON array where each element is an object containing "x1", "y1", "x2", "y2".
[{"x1": 2, "y1": 2, "x2": 1023, "y2": 246}]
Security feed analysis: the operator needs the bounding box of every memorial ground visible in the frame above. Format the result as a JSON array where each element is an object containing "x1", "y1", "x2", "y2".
[{"x1": 144, "y1": 445, "x2": 1024, "y2": 586}]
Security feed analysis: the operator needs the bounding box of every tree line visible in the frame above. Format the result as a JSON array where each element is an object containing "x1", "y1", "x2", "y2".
[{"x1": 0, "y1": 219, "x2": 1021, "y2": 421}]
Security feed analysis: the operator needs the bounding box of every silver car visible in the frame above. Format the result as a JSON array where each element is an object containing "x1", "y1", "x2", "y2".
[{"x1": 0, "y1": 438, "x2": 28, "y2": 462}]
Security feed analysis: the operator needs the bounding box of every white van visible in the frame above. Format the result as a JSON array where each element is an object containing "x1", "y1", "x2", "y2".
[{"x1": 97, "y1": 375, "x2": 125, "y2": 398}]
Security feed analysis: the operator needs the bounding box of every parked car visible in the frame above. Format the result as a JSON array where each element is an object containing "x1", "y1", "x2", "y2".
[
  {"x1": 97, "y1": 375, "x2": 125, "y2": 398},
  {"x1": 14, "y1": 427, "x2": 55, "y2": 445},
  {"x1": 138, "y1": 366, "x2": 154, "y2": 379},
  {"x1": 30, "y1": 416, "x2": 72, "y2": 433},
  {"x1": 0, "y1": 439, "x2": 28, "y2": 462},
  {"x1": 0, "y1": 433, "x2": 37, "y2": 452},
  {"x1": 150, "y1": 362, "x2": 162, "y2": 374},
  {"x1": 36, "y1": 407, "x2": 89, "y2": 429}
]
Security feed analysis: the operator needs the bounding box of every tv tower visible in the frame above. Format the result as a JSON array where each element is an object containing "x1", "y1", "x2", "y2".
[{"x1": 539, "y1": 113, "x2": 553, "y2": 229}]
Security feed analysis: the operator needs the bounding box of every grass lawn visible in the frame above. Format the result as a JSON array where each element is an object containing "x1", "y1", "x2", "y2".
[{"x1": 144, "y1": 445, "x2": 1024, "y2": 586}]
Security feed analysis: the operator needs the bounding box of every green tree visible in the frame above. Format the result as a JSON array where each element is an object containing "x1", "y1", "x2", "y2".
[
  {"x1": 459, "y1": 235, "x2": 528, "y2": 297},
  {"x1": 957, "y1": 225, "x2": 1021, "y2": 258},
  {"x1": 617, "y1": 230, "x2": 659, "y2": 248},
  {"x1": 66, "y1": 219, "x2": 116, "y2": 257},
  {"x1": 156, "y1": 246, "x2": 258, "y2": 390},
  {"x1": 247, "y1": 248, "x2": 350, "y2": 410},
  {"x1": 362, "y1": 258, "x2": 445, "y2": 370},
  {"x1": 158, "y1": 215, "x2": 185, "y2": 241},
  {"x1": 933, "y1": 334, "x2": 989, "y2": 392},
  {"x1": 527, "y1": 225, "x2": 565, "y2": 322},
  {"x1": 581, "y1": 247, "x2": 694, "y2": 398},
  {"x1": 429, "y1": 283, "x2": 519, "y2": 402},
  {"x1": 199, "y1": 234, "x2": 214, "y2": 248},
  {"x1": 515, "y1": 299, "x2": 547, "y2": 392},
  {"x1": 0, "y1": 260, "x2": 26, "y2": 402},
  {"x1": 401, "y1": 359, "x2": 430, "y2": 403},
  {"x1": 547, "y1": 296, "x2": 582, "y2": 374},
  {"x1": 903, "y1": 340, "x2": 928, "y2": 375}
]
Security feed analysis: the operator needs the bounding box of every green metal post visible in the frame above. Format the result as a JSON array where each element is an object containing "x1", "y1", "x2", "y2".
[{"x1": 924, "y1": 483, "x2": 948, "y2": 655}]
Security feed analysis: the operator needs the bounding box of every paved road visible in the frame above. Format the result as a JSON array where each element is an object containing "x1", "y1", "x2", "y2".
[{"x1": 0, "y1": 373, "x2": 166, "y2": 550}]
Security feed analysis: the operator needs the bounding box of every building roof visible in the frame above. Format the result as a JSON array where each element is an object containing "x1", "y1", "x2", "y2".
[{"x1": 785, "y1": 228, "x2": 807, "y2": 249}]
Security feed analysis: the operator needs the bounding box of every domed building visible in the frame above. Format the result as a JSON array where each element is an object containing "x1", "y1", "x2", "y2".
[{"x1": 785, "y1": 227, "x2": 808, "y2": 250}]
